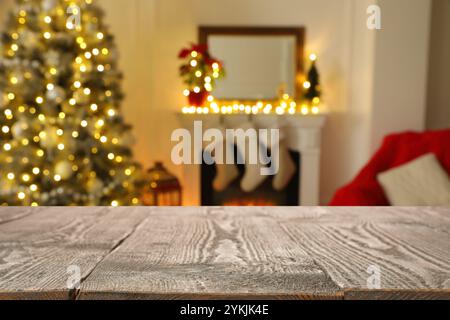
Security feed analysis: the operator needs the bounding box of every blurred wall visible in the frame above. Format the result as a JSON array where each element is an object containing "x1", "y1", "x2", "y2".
[{"x1": 426, "y1": 0, "x2": 450, "y2": 130}]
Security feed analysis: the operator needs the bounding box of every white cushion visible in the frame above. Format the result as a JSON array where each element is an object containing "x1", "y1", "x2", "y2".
[{"x1": 377, "y1": 154, "x2": 450, "y2": 206}]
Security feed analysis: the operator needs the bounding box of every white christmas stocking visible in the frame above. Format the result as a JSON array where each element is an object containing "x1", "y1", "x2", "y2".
[
  {"x1": 259, "y1": 126, "x2": 297, "y2": 191},
  {"x1": 232, "y1": 121, "x2": 268, "y2": 193},
  {"x1": 272, "y1": 142, "x2": 296, "y2": 191},
  {"x1": 202, "y1": 125, "x2": 239, "y2": 192}
]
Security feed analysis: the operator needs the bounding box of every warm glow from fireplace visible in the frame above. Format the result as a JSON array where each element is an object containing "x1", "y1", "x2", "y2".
[{"x1": 223, "y1": 199, "x2": 277, "y2": 206}]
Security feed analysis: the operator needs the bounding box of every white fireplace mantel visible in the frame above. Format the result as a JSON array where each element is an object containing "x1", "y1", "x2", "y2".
[{"x1": 177, "y1": 113, "x2": 327, "y2": 206}]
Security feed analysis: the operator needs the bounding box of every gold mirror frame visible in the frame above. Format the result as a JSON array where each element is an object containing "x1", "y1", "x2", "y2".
[{"x1": 199, "y1": 26, "x2": 306, "y2": 103}]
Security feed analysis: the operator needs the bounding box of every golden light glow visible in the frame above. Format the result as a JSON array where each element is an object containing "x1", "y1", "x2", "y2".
[
  {"x1": 4, "y1": 109, "x2": 13, "y2": 119},
  {"x1": 181, "y1": 95, "x2": 322, "y2": 116}
]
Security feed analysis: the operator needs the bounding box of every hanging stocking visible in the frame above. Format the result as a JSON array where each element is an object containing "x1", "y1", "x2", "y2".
[
  {"x1": 232, "y1": 121, "x2": 268, "y2": 193},
  {"x1": 260, "y1": 126, "x2": 297, "y2": 191},
  {"x1": 203, "y1": 125, "x2": 239, "y2": 192},
  {"x1": 272, "y1": 141, "x2": 296, "y2": 191}
]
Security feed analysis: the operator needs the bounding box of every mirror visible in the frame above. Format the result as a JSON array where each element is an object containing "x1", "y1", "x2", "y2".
[{"x1": 199, "y1": 27, "x2": 305, "y2": 101}]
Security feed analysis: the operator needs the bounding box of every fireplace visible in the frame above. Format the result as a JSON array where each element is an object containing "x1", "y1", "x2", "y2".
[
  {"x1": 178, "y1": 113, "x2": 326, "y2": 206},
  {"x1": 201, "y1": 149, "x2": 301, "y2": 206}
]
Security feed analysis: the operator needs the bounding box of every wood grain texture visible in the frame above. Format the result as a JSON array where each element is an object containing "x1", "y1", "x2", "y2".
[
  {"x1": 79, "y1": 207, "x2": 450, "y2": 300},
  {"x1": 0, "y1": 207, "x2": 37, "y2": 225},
  {"x1": 0, "y1": 207, "x2": 449, "y2": 300},
  {"x1": 0, "y1": 207, "x2": 149, "y2": 300},
  {"x1": 79, "y1": 207, "x2": 340, "y2": 300},
  {"x1": 274, "y1": 207, "x2": 450, "y2": 300}
]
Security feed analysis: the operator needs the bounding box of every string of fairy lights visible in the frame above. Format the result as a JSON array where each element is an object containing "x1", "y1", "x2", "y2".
[{"x1": 181, "y1": 53, "x2": 323, "y2": 115}]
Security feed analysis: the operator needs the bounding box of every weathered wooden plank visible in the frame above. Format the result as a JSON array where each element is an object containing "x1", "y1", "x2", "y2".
[
  {"x1": 277, "y1": 207, "x2": 450, "y2": 299},
  {"x1": 79, "y1": 207, "x2": 341, "y2": 300},
  {"x1": 344, "y1": 289, "x2": 450, "y2": 300},
  {"x1": 0, "y1": 207, "x2": 38, "y2": 225},
  {"x1": 0, "y1": 207, "x2": 149, "y2": 300},
  {"x1": 1, "y1": 207, "x2": 449, "y2": 300}
]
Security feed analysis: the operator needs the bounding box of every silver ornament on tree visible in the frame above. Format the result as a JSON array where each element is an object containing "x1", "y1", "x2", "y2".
[
  {"x1": 11, "y1": 121, "x2": 29, "y2": 139},
  {"x1": 41, "y1": 0, "x2": 58, "y2": 11},
  {"x1": 19, "y1": 30, "x2": 39, "y2": 49},
  {"x1": 87, "y1": 177, "x2": 104, "y2": 195},
  {"x1": 54, "y1": 160, "x2": 73, "y2": 180},
  {"x1": 46, "y1": 85, "x2": 66, "y2": 103},
  {"x1": 40, "y1": 126, "x2": 59, "y2": 149},
  {"x1": 44, "y1": 50, "x2": 61, "y2": 67}
]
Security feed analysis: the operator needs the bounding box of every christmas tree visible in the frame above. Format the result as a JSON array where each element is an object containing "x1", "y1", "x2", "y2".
[
  {"x1": 303, "y1": 54, "x2": 321, "y2": 103},
  {"x1": 0, "y1": 0, "x2": 143, "y2": 206}
]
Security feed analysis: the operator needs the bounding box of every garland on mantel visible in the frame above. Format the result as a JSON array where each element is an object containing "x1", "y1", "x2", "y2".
[{"x1": 180, "y1": 53, "x2": 323, "y2": 116}]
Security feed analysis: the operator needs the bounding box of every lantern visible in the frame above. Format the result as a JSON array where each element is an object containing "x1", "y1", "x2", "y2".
[{"x1": 142, "y1": 162, "x2": 182, "y2": 206}]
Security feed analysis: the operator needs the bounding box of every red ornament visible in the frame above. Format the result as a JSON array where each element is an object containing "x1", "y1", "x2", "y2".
[{"x1": 188, "y1": 91, "x2": 208, "y2": 107}]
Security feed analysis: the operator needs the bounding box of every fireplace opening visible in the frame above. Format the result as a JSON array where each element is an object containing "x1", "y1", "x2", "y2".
[{"x1": 201, "y1": 147, "x2": 300, "y2": 206}]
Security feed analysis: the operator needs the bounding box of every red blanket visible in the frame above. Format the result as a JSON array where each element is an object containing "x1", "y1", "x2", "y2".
[{"x1": 330, "y1": 129, "x2": 450, "y2": 206}]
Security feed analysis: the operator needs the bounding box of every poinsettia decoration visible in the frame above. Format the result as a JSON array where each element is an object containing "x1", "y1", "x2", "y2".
[{"x1": 179, "y1": 43, "x2": 225, "y2": 106}]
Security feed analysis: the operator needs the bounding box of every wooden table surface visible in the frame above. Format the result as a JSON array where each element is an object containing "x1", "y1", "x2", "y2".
[{"x1": 0, "y1": 207, "x2": 449, "y2": 300}]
